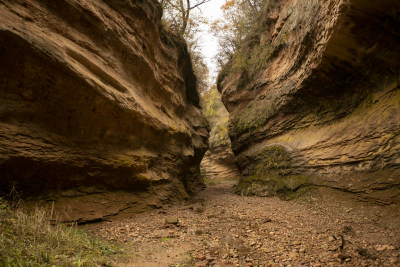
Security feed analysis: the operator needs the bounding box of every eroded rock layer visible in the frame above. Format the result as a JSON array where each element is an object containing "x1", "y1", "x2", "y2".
[
  {"x1": 218, "y1": 0, "x2": 400, "y2": 202},
  {"x1": 0, "y1": 0, "x2": 208, "y2": 222},
  {"x1": 201, "y1": 148, "x2": 240, "y2": 183}
]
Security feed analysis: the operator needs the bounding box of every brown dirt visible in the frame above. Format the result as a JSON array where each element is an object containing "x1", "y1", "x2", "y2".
[{"x1": 86, "y1": 182, "x2": 400, "y2": 266}]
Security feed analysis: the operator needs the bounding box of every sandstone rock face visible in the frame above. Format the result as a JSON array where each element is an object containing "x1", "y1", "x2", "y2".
[
  {"x1": 201, "y1": 148, "x2": 240, "y2": 182},
  {"x1": 218, "y1": 0, "x2": 400, "y2": 202},
  {"x1": 0, "y1": 0, "x2": 208, "y2": 222}
]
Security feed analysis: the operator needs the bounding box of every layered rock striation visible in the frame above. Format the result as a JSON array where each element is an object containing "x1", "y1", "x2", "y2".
[
  {"x1": 218, "y1": 0, "x2": 400, "y2": 202},
  {"x1": 0, "y1": 0, "x2": 208, "y2": 221}
]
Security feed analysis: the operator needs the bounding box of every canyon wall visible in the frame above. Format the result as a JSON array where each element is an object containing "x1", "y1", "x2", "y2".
[
  {"x1": 0, "y1": 0, "x2": 208, "y2": 222},
  {"x1": 218, "y1": 0, "x2": 400, "y2": 203}
]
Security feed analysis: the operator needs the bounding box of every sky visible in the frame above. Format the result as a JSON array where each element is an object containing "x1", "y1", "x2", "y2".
[{"x1": 195, "y1": 0, "x2": 225, "y2": 83}]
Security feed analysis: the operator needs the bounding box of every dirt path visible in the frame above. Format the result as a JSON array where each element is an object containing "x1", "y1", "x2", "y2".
[{"x1": 86, "y1": 181, "x2": 400, "y2": 266}]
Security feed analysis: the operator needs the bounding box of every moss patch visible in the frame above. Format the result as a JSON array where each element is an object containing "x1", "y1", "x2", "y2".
[
  {"x1": 230, "y1": 100, "x2": 277, "y2": 134},
  {"x1": 236, "y1": 146, "x2": 308, "y2": 200}
]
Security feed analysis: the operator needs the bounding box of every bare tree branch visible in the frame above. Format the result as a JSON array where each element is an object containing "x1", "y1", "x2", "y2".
[{"x1": 190, "y1": 0, "x2": 211, "y2": 10}]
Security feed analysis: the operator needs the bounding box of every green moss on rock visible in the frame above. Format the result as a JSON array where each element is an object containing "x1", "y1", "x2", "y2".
[
  {"x1": 236, "y1": 146, "x2": 308, "y2": 200},
  {"x1": 230, "y1": 100, "x2": 277, "y2": 134}
]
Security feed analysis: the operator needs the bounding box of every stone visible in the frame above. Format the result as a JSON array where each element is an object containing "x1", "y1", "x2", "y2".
[
  {"x1": 206, "y1": 256, "x2": 214, "y2": 262},
  {"x1": 264, "y1": 247, "x2": 278, "y2": 253},
  {"x1": 164, "y1": 217, "x2": 179, "y2": 225},
  {"x1": 375, "y1": 244, "x2": 396, "y2": 251},
  {"x1": 194, "y1": 261, "x2": 208, "y2": 267},
  {"x1": 197, "y1": 255, "x2": 206, "y2": 261},
  {"x1": 263, "y1": 218, "x2": 272, "y2": 223},
  {"x1": 245, "y1": 257, "x2": 253, "y2": 262}
]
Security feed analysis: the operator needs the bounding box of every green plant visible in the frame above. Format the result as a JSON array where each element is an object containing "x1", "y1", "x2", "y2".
[
  {"x1": 161, "y1": 236, "x2": 175, "y2": 242},
  {"x1": 235, "y1": 146, "x2": 309, "y2": 199},
  {"x1": 0, "y1": 198, "x2": 119, "y2": 266}
]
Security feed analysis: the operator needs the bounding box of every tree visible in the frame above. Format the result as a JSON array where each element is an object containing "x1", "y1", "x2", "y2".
[
  {"x1": 160, "y1": 0, "x2": 211, "y2": 93},
  {"x1": 160, "y1": 0, "x2": 211, "y2": 36},
  {"x1": 192, "y1": 52, "x2": 210, "y2": 94},
  {"x1": 210, "y1": 0, "x2": 266, "y2": 68}
]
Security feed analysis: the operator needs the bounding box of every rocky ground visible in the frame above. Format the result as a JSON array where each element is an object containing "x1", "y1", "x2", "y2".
[{"x1": 86, "y1": 181, "x2": 400, "y2": 266}]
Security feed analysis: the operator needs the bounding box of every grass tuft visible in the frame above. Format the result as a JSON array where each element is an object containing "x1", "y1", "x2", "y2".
[{"x1": 0, "y1": 197, "x2": 119, "y2": 266}]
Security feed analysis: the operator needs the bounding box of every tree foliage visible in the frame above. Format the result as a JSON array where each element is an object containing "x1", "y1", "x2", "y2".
[
  {"x1": 211, "y1": 0, "x2": 266, "y2": 69},
  {"x1": 160, "y1": 0, "x2": 211, "y2": 36},
  {"x1": 200, "y1": 85, "x2": 230, "y2": 147},
  {"x1": 160, "y1": 0, "x2": 211, "y2": 93}
]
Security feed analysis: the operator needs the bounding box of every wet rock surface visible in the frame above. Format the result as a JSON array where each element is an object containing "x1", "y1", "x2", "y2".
[
  {"x1": 0, "y1": 0, "x2": 208, "y2": 222},
  {"x1": 218, "y1": 0, "x2": 400, "y2": 201},
  {"x1": 87, "y1": 182, "x2": 400, "y2": 266}
]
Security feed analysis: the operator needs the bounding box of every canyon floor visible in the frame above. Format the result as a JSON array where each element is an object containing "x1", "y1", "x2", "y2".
[{"x1": 86, "y1": 180, "x2": 400, "y2": 267}]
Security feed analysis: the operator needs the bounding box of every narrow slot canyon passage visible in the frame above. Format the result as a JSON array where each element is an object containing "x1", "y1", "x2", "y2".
[
  {"x1": 200, "y1": 86, "x2": 241, "y2": 186},
  {"x1": 1, "y1": 0, "x2": 400, "y2": 266}
]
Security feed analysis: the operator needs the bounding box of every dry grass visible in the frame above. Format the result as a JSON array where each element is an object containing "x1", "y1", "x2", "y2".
[{"x1": 0, "y1": 197, "x2": 119, "y2": 266}]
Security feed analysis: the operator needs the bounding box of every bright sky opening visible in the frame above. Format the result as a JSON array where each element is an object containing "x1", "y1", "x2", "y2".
[{"x1": 197, "y1": 0, "x2": 225, "y2": 84}]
